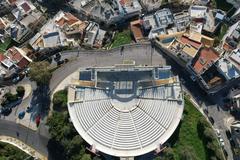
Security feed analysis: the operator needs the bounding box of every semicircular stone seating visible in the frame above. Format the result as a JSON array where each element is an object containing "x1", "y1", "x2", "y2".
[{"x1": 70, "y1": 85, "x2": 182, "y2": 153}]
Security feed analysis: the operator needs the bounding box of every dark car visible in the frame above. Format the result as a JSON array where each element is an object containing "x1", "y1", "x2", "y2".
[
  {"x1": 57, "y1": 60, "x2": 64, "y2": 66},
  {"x1": 223, "y1": 149, "x2": 228, "y2": 157},
  {"x1": 208, "y1": 117, "x2": 215, "y2": 125},
  {"x1": 225, "y1": 130, "x2": 232, "y2": 139},
  {"x1": 64, "y1": 58, "x2": 69, "y2": 63},
  {"x1": 203, "y1": 108, "x2": 208, "y2": 115},
  {"x1": 1, "y1": 107, "x2": 12, "y2": 116}
]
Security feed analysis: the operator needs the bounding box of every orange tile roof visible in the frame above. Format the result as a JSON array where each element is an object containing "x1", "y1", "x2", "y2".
[
  {"x1": 223, "y1": 42, "x2": 234, "y2": 52},
  {"x1": 180, "y1": 36, "x2": 201, "y2": 49},
  {"x1": 7, "y1": 0, "x2": 17, "y2": 5},
  {"x1": 0, "y1": 54, "x2": 6, "y2": 61},
  {"x1": 7, "y1": 47, "x2": 23, "y2": 62},
  {"x1": 56, "y1": 13, "x2": 80, "y2": 27},
  {"x1": 130, "y1": 20, "x2": 144, "y2": 41},
  {"x1": 0, "y1": 18, "x2": 6, "y2": 30},
  {"x1": 192, "y1": 47, "x2": 220, "y2": 74}
]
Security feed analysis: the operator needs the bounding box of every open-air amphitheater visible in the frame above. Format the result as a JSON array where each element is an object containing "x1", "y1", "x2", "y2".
[{"x1": 67, "y1": 63, "x2": 184, "y2": 158}]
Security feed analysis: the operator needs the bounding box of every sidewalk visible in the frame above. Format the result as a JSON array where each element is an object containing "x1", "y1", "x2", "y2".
[{"x1": 0, "y1": 135, "x2": 47, "y2": 160}]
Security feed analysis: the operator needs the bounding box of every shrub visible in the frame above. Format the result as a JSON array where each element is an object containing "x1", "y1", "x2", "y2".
[
  {"x1": 16, "y1": 86, "x2": 25, "y2": 97},
  {"x1": 4, "y1": 92, "x2": 18, "y2": 102}
]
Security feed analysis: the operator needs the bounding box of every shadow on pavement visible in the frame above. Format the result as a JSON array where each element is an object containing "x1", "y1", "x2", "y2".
[{"x1": 30, "y1": 85, "x2": 50, "y2": 122}]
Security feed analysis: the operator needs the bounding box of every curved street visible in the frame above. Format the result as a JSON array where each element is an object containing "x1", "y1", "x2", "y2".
[
  {"x1": 50, "y1": 43, "x2": 167, "y2": 92},
  {"x1": 0, "y1": 119, "x2": 49, "y2": 157}
]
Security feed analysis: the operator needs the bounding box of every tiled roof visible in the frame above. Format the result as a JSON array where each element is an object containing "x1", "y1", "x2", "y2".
[
  {"x1": 0, "y1": 18, "x2": 6, "y2": 30},
  {"x1": 7, "y1": 0, "x2": 17, "y2": 5},
  {"x1": 17, "y1": 57, "x2": 30, "y2": 69},
  {"x1": 180, "y1": 36, "x2": 201, "y2": 48},
  {"x1": 6, "y1": 47, "x2": 31, "y2": 69},
  {"x1": 192, "y1": 47, "x2": 220, "y2": 74},
  {"x1": 130, "y1": 20, "x2": 144, "y2": 41},
  {"x1": 0, "y1": 54, "x2": 6, "y2": 61},
  {"x1": 56, "y1": 13, "x2": 80, "y2": 27},
  {"x1": 21, "y1": 2, "x2": 31, "y2": 13}
]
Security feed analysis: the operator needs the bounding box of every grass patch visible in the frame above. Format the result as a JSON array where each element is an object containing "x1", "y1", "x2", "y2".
[
  {"x1": 110, "y1": 30, "x2": 132, "y2": 49},
  {"x1": 171, "y1": 98, "x2": 207, "y2": 160},
  {"x1": 214, "y1": 23, "x2": 229, "y2": 47},
  {"x1": 218, "y1": 24, "x2": 228, "y2": 40},
  {"x1": 0, "y1": 38, "x2": 17, "y2": 52}
]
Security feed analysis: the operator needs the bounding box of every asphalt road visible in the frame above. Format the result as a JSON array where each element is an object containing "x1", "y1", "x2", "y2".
[
  {"x1": 50, "y1": 43, "x2": 167, "y2": 92},
  {"x1": 0, "y1": 119, "x2": 49, "y2": 157}
]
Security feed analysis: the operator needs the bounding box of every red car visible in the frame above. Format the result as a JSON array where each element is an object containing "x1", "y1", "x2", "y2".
[{"x1": 36, "y1": 115, "x2": 41, "y2": 127}]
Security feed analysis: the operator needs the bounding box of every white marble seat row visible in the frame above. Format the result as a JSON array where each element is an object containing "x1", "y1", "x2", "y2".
[
  {"x1": 76, "y1": 88, "x2": 110, "y2": 101},
  {"x1": 70, "y1": 85, "x2": 183, "y2": 154}
]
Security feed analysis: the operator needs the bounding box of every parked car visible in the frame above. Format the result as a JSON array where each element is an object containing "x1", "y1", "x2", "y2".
[
  {"x1": 208, "y1": 117, "x2": 215, "y2": 125},
  {"x1": 57, "y1": 60, "x2": 64, "y2": 66},
  {"x1": 64, "y1": 58, "x2": 69, "y2": 63},
  {"x1": 12, "y1": 76, "x2": 20, "y2": 83},
  {"x1": 225, "y1": 130, "x2": 232, "y2": 139},
  {"x1": 36, "y1": 115, "x2": 41, "y2": 127},
  {"x1": 223, "y1": 148, "x2": 228, "y2": 157},
  {"x1": 215, "y1": 129, "x2": 221, "y2": 138},
  {"x1": 203, "y1": 108, "x2": 208, "y2": 115},
  {"x1": 26, "y1": 106, "x2": 32, "y2": 113},
  {"x1": 219, "y1": 138, "x2": 225, "y2": 147},
  {"x1": 18, "y1": 111, "x2": 25, "y2": 119},
  {"x1": 0, "y1": 107, "x2": 12, "y2": 116}
]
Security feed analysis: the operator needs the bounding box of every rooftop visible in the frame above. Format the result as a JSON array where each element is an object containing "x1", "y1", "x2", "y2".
[
  {"x1": 189, "y1": 5, "x2": 207, "y2": 19},
  {"x1": 130, "y1": 20, "x2": 144, "y2": 41},
  {"x1": 217, "y1": 58, "x2": 240, "y2": 80},
  {"x1": 192, "y1": 47, "x2": 220, "y2": 75}
]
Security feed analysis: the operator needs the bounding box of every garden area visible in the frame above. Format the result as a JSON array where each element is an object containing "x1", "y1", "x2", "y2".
[
  {"x1": 0, "y1": 38, "x2": 18, "y2": 52},
  {"x1": 214, "y1": 24, "x2": 229, "y2": 47},
  {"x1": 106, "y1": 30, "x2": 133, "y2": 49},
  {"x1": 155, "y1": 97, "x2": 224, "y2": 160},
  {"x1": 0, "y1": 142, "x2": 33, "y2": 160}
]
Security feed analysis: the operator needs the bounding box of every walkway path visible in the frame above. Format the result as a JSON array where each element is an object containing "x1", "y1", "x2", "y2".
[
  {"x1": 0, "y1": 119, "x2": 49, "y2": 158},
  {"x1": 0, "y1": 135, "x2": 47, "y2": 160}
]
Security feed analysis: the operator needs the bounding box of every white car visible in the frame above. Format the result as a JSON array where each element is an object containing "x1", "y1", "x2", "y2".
[
  {"x1": 219, "y1": 138, "x2": 225, "y2": 147},
  {"x1": 215, "y1": 129, "x2": 221, "y2": 138}
]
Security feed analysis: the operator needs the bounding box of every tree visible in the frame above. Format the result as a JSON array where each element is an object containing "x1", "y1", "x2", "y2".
[
  {"x1": 203, "y1": 128, "x2": 215, "y2": 142},
  {"x1": 47, "y1": 0, "x2": 65, "y2": 7},
  {"x1": 16, "y1": 86, "x2": 25, "y2": 97},
  {"x1": 53, "y1": 89, "x2": 68, "y2": 111},
  {"x1": 162, "y1": 148, "x2": 176, "y2": 160},
  {"x1": 29, "y1": 61, "x2": 52, "y2": 85},
  {"x1": 81, "y1": 154, "x2": 91, "y2": 160},
  {"x1": 180, "y1": 146, "x2": 198, "y2": 160}
]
